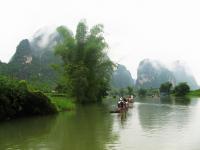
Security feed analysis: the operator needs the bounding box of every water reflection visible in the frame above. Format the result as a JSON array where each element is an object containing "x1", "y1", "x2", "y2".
[
  {"x1": 116, "y1": 112, "x2": 128, "y2": 128},
  {"x1": 46, "y1": 104, "x2": 117, "y2": 150},
  {"x1": 1, "y1": 97, "x2": 200, "y2": 150},
  {"x1": 173, "y1": 96, "x2": 191, "y2": 105},
  {"x1": 0, "y1": 104, "x2": 117, "y2": 150},
  {"x1": 137, "y1": 95, "x2": 191, "y2": 106},
  {"x1": 137, "y1": 96, "x2": 192, "y2": 132},
  {"x1": 0, "y1": 115, "x2": 57, "y2": 150}
]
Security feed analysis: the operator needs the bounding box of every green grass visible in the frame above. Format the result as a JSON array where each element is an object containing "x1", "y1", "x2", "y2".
[
  {"x1": 46, "y1": 94, "x2": 76, "y2": 111},
  {"x1": 187, "y1": 89, "x2": 200, "y2": 97}
]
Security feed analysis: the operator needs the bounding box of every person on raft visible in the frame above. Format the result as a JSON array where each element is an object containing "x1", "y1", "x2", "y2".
[
  {"x1": 117, "y1": 97, "x2": 128, "y2": 110},
  {"x1": 117, "y1": 97, "x2": 124, "y2": 109},
  {"x1": 123, "y1": 97, "x2": 129, "y2": 108}
]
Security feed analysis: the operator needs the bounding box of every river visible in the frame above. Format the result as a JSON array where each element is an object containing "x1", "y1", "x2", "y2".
[{"x1": 0, "y1": 96, "x2": 200, "y2": 150}]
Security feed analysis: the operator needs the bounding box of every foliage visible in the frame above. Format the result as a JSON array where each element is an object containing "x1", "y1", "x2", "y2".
[
  {"x1": 127, "y1": 86, "x2": 134, "y2": 95},
  {"x1": 174, "y1": 82, "x2": 190, "y2": 96},
  {"x1": 55, "y1": 20, "x2": 114, "y2": 103},
  {"x1": 109, "y1": 88, "x2": 119, "y2": 97},
  {"x1": 0, "y1": 39, "x2": 61, "y2": 92},
  {"x1": 119, "y1": 88, "x2": 126, "y2": 97},
  {"x1": 159, "y1": 82, "x2": 173, "y2": 94},
  {"x1": 109, "y1": 86, "x2": 135, "y2": 98},
  {"x1": 0, "y1": 76, "x2": 57, "y2": 121},
  {"x1": 48, "y1": 95, "x2": 75, "y2": 111},
  {"x1": 138, "y1": 88, "x2": 147, "y2": 96},
  {"x1": 188, "y1": 89, "x2": 200, "y2": 97}
]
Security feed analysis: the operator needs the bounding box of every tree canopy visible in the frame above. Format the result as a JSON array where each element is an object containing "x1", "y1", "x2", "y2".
[
  {"x1": 174, "y1": 82, "x2": 190, "y2": 96},
  {"x1": 159, "y1": 82, "x2": 173, "y2": 94},
  {"x1": 138, "y1": 88, "x2": 147, "y2": 96},
  {"x1": 55, "y1": 20, "x2": 114, "y2": 103},
  {"x1": 127, "y1": 86, "x2": 134, "y2": 95},
  {"x1": 0, "y1": 76, "x2": 57, "y2": 120}
]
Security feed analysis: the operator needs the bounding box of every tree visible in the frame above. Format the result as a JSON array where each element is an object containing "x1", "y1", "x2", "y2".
[
  {"x1": 174, "y1": 82, "x2": 190, "y2": 96},
  {"x1": 55, "y1": 20, "x2": 113, "y2": 103},
  {"x1": 119, "y1": 88, "x2": 125, "y2": 97},
  {"x1": 127, "y1": 86, "x2": 134, "y2": 95},
  {"x1": 0, "y1": 75, "x2": 57, "y2": 120},
  {"x1": 138, "y1": 88, "x2": 147, "y2": 96},
  {"x1": 159, "y1": 82, "x2": 172, "y2": 95}
]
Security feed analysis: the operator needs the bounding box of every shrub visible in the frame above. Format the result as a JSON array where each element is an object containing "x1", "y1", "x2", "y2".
[
  {"x1": 174, "y1": 82, "x2": 190, "y2": 96},
  {"x1": 159, "y1": 82, "x2": 172, "y2": 94},
  {"x1": 0, "y1": 76, "x2": 57, "y2": 121},
  {"x1": 138, "y1": 88, "x2": 147, "y2": 96}
]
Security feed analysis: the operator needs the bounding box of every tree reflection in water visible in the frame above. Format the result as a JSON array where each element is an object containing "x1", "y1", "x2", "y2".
[
  {"x1": 137, "y1": 96, "x2": 192, "y2": 132},
  {"x1": 45, "y1": 104, "x2": 118, "y2": 150},
  {"x1": 0, "y1": 114, "x2": 58, "y2": 150},
  {"x1": 0, "y1": 104, "x2": 119, "y2": 150}
]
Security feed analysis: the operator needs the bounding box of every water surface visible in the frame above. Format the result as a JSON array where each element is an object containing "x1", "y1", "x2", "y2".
[{"x1": 1, "y1": 96, "x2": 200, "y2": 150}]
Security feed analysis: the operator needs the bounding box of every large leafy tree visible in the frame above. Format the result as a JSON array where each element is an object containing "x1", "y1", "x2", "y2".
[
  {"x1": 174, "y1": 82, "x2": 190, "y2": 96},
  {"x1": 159, "y1": 82, "x2": 173, "y2": 94},
  {"x1": 55, "y1": 20, "x2": 113, "y2": 103},
  {"x1": 127, "y1": 86, "x2": 134, "y2": 95},
  {"x1": 138, "y1": 88, "x2": 147, "y2": 96}
]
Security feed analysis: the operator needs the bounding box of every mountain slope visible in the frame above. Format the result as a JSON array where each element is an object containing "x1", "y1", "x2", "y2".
[
  {"x1": 1, "y1": 27, "x2": 134, "y2": 90},
  {"x1": 136, "y1": 59, "x2": 199, "y2": 89},
  {"x1": 111, "y1": 64, "x2": 134, "y2": 88},
  {"x1": 170, "y1": 61, "x2": 199, "y2": 90},
  {"x1": 5, "y1": 38, "x2": 61, "y2": 89},
  {"x1": 136, "y1": 59, "x2": 176, "y2": 88}
]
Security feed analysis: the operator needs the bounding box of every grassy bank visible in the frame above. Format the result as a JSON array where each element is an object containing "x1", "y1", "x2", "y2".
[
  {"x1": 187, "y1": 89, "x2": 200, "y2": 97},
  {"x1": 0, "y1": 76, "x2": 58, "y2": 121},
  {"x1": 47, "y1": 94, "x2": 76, "y2": 111}
]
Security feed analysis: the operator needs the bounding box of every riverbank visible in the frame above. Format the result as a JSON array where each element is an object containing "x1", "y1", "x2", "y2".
[
  {"x1": 46, "y1": 93, "x2": 76, "y2": 111},
  {"x1": 187, "y1": 89, "x2": 200, "y2": 97},
  {"x1": 0, "y1": 76, "x2": 76, "y2": 121},
  {"x1": 0, "y1": 76, "x2": 58, "y2": 121}
]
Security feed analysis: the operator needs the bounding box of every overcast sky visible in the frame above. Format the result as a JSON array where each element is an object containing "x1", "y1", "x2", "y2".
[{"x1": 0, "y1": 0, "x2": 200, "y2": 84}]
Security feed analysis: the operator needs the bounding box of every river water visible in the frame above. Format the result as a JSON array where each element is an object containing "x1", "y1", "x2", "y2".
[{"x1": 0, "y1": 96, "x2": 200, "y2": 150}]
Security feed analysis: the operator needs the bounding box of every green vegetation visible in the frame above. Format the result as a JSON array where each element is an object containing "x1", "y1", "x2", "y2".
[
  {"x1": 138, "y1": 88, "x2": 147, "y2": 96},
  {"x1": 119, "y1": 88, "x2": 126, "y2": 97},
  {"x1": 0, "y1": 76, "x2": 57, "y2": 121},
  {"x1": 108, "y1": 86, "x2": 136, "y2": 98},
  {"x1": 174, "y1": 82, "x2": 190, "y2": 96},
  {"x1": 145, "y1": 88, "x2": 159, "y2": 96},
  {"x1": 159, "y1": 82, "x2": 173, "y2": 95},
  {"x1": 187, "y1": 89, "x2": 200, "y2": 97},
  {"x1": 55, "y1": 20, "x2": 113, "y2": 103},
  {"x1": 127, "y1": 86, "x2": 134, "y2": 95},
  {"x1": 134, "y1": 82, "x2": 195, "y2": 98},
  {"x1": 47, "y1": 94, "x2": 75, "y2": 111}
]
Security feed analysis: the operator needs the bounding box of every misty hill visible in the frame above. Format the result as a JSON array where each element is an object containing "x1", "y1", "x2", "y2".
[
  {"x1": 0, "y1": 61, "x2": 8, "y2": 76},
  {"x1": 2, "y1": 36, "x2": 61, "y2": 89},
  {"x1": 111, "y1": 64, "x2": 135, "y2": 89},
  {"x1": 0, "y1": 27, "x2": 134, "y2": 90},
  {"x1": 136, "y1": 59, "x2": 199, "y2": 89},
  {"x1": 170, "y1": 61, "x2": 199, "y2": 90},
  {"x1": 136, "y1": 59, "x2": 176, "y2": 88}
]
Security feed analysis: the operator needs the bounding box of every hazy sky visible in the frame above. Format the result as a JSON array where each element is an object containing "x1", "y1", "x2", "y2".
[{"x1": 0, "y1": 0, "x2": 200, "y2": 84}]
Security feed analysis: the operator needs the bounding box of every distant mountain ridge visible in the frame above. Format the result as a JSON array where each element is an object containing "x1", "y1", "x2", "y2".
[
  {"x1": 136, "y1": 59, "x2": 199, "y2": 90},
  {"x1": 136, "y1": 59, "x2": 176, "y2": 89},
  {"x1": 170, "y1": 61, "x2": 199, "y2": 89},
  {"x1": 0, "y1": 37, "x2": 61, "y2": 88},
  {"x1": 111, "y1": 64, "x2": 135, "y2": 89},
  {"x1": 0, "y1": 27, "x2": 135, "y2": 90},
  {"x1": 1, "y1": 27, "x2": 198, "y2": 90}
]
